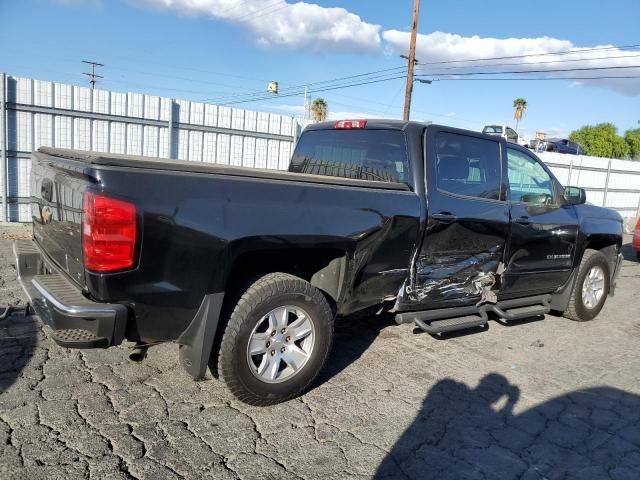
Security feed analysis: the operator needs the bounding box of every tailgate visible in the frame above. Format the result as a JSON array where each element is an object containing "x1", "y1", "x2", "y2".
[{"x1": 30, "y1": 150, "x2": 91, "y2": 288}]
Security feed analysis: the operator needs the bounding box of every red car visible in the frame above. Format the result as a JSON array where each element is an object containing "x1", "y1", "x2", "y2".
[{"x1": 634, "y1": 218, "x2": 640, "y2": 261}]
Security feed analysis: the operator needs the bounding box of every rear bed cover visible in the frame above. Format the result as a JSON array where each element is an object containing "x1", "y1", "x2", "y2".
[{"x1": 36, "y1": 147, "x2": 410, "y2": 191}]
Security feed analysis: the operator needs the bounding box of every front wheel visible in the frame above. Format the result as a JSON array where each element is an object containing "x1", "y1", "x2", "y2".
[
  {"x1": 216, "y1": 273, "x2": 334, "y2": 406},
  {"x1": 563, "y1": 250, "x2": 610, "y2": 322}
]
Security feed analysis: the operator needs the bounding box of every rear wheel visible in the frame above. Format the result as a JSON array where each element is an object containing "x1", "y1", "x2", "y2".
[
  {"x1": 564, "y1": 250, "x2": 610, "y2": 322},
  {"x1": 216, "y1": 273, "x2": 334, "y2": 406}
]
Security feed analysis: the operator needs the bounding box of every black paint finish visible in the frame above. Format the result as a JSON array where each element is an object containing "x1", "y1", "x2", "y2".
[{"x1": 28, "y1": 122, "x2": 622, "y2": 348}]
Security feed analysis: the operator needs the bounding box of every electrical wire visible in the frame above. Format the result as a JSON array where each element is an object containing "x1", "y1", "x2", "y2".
[
  {"x1": 430, "y1": 75, "x2": 639, "y2": 81},
  {"x1": 220, "y1": 74, "x2": 408, "y2": 105},
  {"x1": 210, "y1": 44, "x2": 640, "y2": 104},
  {"x1": 204, "y1": 65, "x2": 408, "y2": 103},
  {"x1": 418, "y1": 53, "x2": 640, "y2": 71},
  {"x1": 214, "y1": 65, "x2": 640, "y2": 105},
  {"x1": 418, "y1": 64, "x2": 640, "y2": 78},
  {"x1": 228, "y1": 0, "x2": 285, "y2": 24},
  {"x1": 415, "y1": 44, "x2": 640, "y2": 66}
]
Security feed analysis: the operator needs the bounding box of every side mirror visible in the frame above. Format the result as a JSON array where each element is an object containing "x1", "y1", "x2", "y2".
[{"x1": 564, "y1": 186, "x2": 586, "y2": 205}]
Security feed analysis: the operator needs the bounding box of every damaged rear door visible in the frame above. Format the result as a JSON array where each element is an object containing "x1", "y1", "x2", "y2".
[{"x1": 397, "y1": 127, "x2": 509, "y2": 310}]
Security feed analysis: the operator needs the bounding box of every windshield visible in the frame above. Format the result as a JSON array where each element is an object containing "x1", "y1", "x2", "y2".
[{"x1": 483, "y1": 126, "x2": 503, "y2": 134}]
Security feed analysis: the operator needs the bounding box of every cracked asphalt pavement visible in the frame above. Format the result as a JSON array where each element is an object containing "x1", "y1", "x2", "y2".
[{"x1": 1, "y1": 224, "x2": 640, "y2": 479}]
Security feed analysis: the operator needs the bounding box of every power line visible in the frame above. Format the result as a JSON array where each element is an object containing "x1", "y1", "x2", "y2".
[
  {"x1": 419, "y1": 53, "x2": 640, "y2": 71},
  {"x1": 205, "y1": 65, "x2": 408, "y2": 104},
  {"x1": 420, "y1": 64, "x2": 640, "y2": 78},
  {"x1": 432, "y1": 75, "x2": 639, "y2": 81},
  {"x1": 415, "y1": 43, "x2": 640, "y2": 66},
  {"x1": 210, "y1": 43, "x2": 640, "y2": 105},
  {"x1": 213, "y1": 64, "x2": 640, "y2": 106},
  {"x1": 228, "y1": 0, "x2": 285, "y2": 24},
  {"x1": 220, "y1": 74, "x2": 408, "y2": 105}
]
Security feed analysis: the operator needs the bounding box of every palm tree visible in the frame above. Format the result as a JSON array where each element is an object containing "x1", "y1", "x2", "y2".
[
  {"x1": 513, "y1": 98, "x2": 527, "y2": 132},
  {"x1": 311, "y1": 98, "x2": 328, "y2": 122}
]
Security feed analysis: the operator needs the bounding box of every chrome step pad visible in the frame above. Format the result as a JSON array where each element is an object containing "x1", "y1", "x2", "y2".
[{"x1": 51, "y1": 328, "x2": 108, "y2": 348}]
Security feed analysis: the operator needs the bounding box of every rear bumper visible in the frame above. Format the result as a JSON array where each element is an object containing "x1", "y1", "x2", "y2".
[{"x1": 13, "y1": 240, "x2": 128, "y2": 348}]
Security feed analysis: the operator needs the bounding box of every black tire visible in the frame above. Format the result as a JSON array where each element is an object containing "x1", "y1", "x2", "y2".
[
  {"x1": 636, "y1": 251, "x2": 640, "y2": 263},
  {"x1": 216, "y1": 272, "x2": 334, "y2": 406},
  {"x1": 564, "y1": 250, "x2": 610, "y2": 322}
]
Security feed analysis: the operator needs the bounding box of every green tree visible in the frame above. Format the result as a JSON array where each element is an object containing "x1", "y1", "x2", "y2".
[
  {"x1": 624, "y1": 128, "x2": 640, "y2": 160},
  {"x1": 569, "y1": 123, "x2": 630, "y2": 159},
  {"x1": 311, "y1": 98, "x2": 328, "y2": 122},
  {"x1": 513, "y1": 98, "x2": 527, "y2": 131}
]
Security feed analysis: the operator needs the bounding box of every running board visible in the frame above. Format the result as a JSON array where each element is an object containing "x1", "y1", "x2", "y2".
[
  {"x1": 396, "y1": 295, "x2": 551, "y2": 334},
  {"x1": 414, "y1": 312, "x2": 488, "y2": 334}
]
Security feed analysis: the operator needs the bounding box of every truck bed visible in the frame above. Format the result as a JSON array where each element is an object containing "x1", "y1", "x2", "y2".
[{"x1": 37, "y1": 147, "x2": 410, "y2": 191}]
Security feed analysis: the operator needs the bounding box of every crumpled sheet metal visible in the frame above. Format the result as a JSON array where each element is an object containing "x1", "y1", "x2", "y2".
[{"x1": 404, "y1": 246, "x2": 504, "y2": 305}]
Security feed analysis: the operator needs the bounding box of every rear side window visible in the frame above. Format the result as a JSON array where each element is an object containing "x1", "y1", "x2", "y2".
[
  {"x1": 435, "y1": 132, "x2": 502, "y2": 200},
  {"x1": 289, "y1": 129, "x2": 409, "y2": 183}
]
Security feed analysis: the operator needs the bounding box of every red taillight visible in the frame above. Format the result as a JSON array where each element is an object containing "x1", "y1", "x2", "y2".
[
  {"x1": 83, "y1": 192, "x2": 137, "y2": 272},
  {"x1": 333, "y1": 119, "x2": 367, "y2": 129}
]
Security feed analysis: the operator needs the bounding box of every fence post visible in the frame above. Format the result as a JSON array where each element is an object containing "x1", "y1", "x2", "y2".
[
  {"x1": 168, "y1": 99, "x2": 175, "y2": 160},
  {"x1": 567, "y1": 156, "x2": 574, "y2": 185},
  {"x1": 602, "y1": 158, "x2": 612, "y2": 208},
  {"x1": 0, "y1": 73, "x2": 6, "y2": 222}
]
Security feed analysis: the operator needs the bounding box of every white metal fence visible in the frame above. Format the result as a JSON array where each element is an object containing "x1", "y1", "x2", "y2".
[
  {"x1": 1, "y1": 73, "x2": 639, "y2": 222},
  {"x1": 540, "y1": 152, "x2": 640, "y2": 219},
  {"x1": 0, "y1": 73, "x2": 301, "y2": 222}
]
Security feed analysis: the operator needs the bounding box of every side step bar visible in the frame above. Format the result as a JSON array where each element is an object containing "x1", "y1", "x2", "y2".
[
  {"x1": 396, "y1": 295, "x2": 551, "y2": 334},
  {"x1": 414, "y1": 312, "x2": 488, "y2": 335}
]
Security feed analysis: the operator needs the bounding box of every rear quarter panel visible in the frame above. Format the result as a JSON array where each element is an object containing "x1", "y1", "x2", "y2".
[{"x1": 87, "y1": 165, "x2": 422, "y2": 342}]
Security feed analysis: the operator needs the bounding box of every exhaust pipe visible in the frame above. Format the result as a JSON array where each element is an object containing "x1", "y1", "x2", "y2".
[{"x1": 129, "y1": 343, "x2": 149, "y2": 362}]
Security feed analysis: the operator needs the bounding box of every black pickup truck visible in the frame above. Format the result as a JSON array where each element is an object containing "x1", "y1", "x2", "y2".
[{"x1": 14, "y1": 120, "x2": 623, "y2": 405}]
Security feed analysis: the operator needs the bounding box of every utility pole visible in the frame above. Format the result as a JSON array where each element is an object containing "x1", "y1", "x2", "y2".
[
  {"x1": 402, "y1": 0, "x2": 421, "y2": 121},
  {"x1": 82, "y1": 60, "x2": 104, "y2": 89}
]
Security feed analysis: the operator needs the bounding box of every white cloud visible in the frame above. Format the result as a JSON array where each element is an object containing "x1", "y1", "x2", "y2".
[
  {"x1": 382, "y1": 30, "x2": 640, "y2": 96},
  {"x1": 130, "y1": 0, "x2": 381, "y2": 53}
]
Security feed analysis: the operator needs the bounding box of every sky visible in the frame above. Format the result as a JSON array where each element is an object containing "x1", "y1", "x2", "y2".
[{"x1": 1, "y1": 0, "x2": 639, "y2": 140}]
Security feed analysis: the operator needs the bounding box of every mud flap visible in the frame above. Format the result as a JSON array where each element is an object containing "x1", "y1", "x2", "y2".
[{"x1": 177, "y1": 292, "x2": 225, "y2": 380}]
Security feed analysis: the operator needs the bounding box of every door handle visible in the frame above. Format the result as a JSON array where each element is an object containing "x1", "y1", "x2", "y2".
[
  {"x1": 432, "y1": 212, "x2": 457, "y2": 223},
  {"x1": 515, "y1": 216, "x2": 531, "y2": 225}
]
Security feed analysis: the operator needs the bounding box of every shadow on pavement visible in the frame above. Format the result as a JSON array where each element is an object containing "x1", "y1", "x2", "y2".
[
  {"x1": 315, "y1": 311, "x2": 396, "y2": 385},
  {"x1": 376, "y1": 373, "x2": 640, "y2": 479},
  {"x1": 0, "y1": 309, "x2": 40, "y2": 393},
  {"x1": 621, "y1": 242, "x2": 638, "y2": 262}
]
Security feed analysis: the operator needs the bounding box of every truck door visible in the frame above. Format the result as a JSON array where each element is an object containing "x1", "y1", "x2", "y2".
[
  {"x1": 396, "y1": 127, "x2": 510, "y2": 310},
  {"x1": 500, "y1": 146, "x2": 579, "y2": 298}
]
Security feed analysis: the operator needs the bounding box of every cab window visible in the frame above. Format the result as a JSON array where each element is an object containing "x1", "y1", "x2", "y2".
[
  {"x1": 435, "y1": 132, "x2": 502, "y2": 200},
  {"x1": 289, "y1": 129, "x2": 409, "y2": 183},
  {"x1": 506, "y1": 148, "x2": 555, "y2": 205}
]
